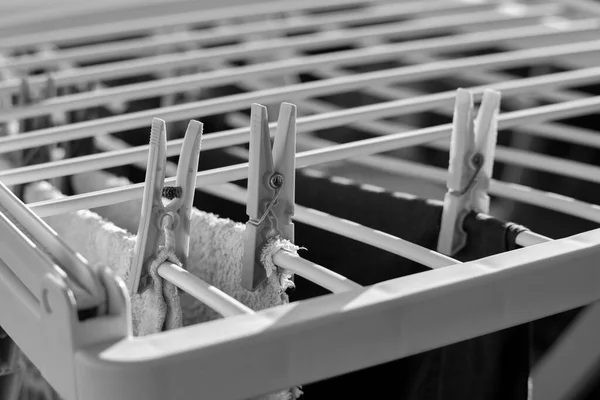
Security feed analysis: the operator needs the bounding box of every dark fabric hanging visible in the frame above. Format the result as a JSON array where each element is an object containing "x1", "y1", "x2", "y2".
[
  {"x1": 192, "y1": 147, "x2": 532, "y2": 400},
  {"x1": 502, "y1": 111, "x2": 600, "y2": 400}
]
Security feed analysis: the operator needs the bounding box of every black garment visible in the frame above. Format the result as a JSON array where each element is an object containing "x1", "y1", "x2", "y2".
[
  {"x1": 194, "y1": 148, "x2": 531, "y2": 400},
  {"x1": 504, "y1": 112, "x2": 600, "y2": 400}
]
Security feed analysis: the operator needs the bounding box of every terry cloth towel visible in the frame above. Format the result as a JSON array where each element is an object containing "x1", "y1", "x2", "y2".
[
  {"x1": 70, "y1": 171, "x2": 298, "y2": 325},
  {"x1": 32, "y1": 177, "x2": 301, "y2": 400},
  {"x1": 191, "y1": 147, "x2": 533, "y2": 400},
  {"x1": 69, "y1": 171, "x2": 142, "y2": 234},
  {"x1": 25, "y1": 181, "x2": 182, "y2": 336}
]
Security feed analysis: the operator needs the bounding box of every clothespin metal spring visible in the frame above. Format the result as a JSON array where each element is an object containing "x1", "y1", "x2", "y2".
[
  {"x1": 449, "y1": 152, "x2": 484, "y2": 197},
  {"x1": 248, "y1": 173, "x2": 285, "y2": 228}
]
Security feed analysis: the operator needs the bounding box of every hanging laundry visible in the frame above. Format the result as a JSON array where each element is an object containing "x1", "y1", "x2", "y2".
[
  {"x1": 286, "y1": 170, "x2": 530, "y2": 400},
  {"x1": 49, "y1": 144, "x2": 528, "y2": 400},
  {"x1": 504, "y1": 133, "x2": 599, "y2": 370},
  {"x1": 191, "y1": 147, "x2": 532, "y2": 400},
  {"x1": 69, "y1": 171, "x2": 298, "y2": 321},
  {"x1": 23, "y1": 178, "x2": 301, "y2": 400}
]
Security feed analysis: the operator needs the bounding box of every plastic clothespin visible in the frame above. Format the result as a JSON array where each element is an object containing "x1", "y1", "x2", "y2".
[
  {"x1": 129, "y1": 117, "x2": 203, "y2": 295},
  {"x1": 242, "y1": 102, "x2": 297, "y2": 291},
  {"x1": 437, "y1": 88, "x2": 501, "y2": 256}
]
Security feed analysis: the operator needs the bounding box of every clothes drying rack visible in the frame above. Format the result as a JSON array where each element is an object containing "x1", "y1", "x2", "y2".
[{"x1": 1, "y1": 0, "x2": 600, "y2": 399}]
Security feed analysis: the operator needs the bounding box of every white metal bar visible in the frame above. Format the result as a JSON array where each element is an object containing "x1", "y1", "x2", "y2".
[
  {"x1": 23, "y1": 96, "x2": 600, "y2": 216},
  {"x1": 274, "y1": 251, "x2": 363, "y2": 293},
  {"x1": 2, "y1": 14, "x2": 592, "y2": 97},
  {"x1": 1, "y1": 4, "x2": 556, "y2": 74},
  {"x1": 313, "y1": 50, "x2": 585, "y2": 120},
  {"x1": 0, "y1": 0, "x2": 156, "y2": 34},
  {"x1": 7, "y1": 21, "x2": 597, "y2": 120},
  {"x1": 75, "y1": 229, "x2": 600, "y2": 400},
  {"x1": 516, "y1": 231, "x2": 553, "y2": 246},
  {"x1": 2, "y1": 51, "x2": 600, "y2": 156},
  {"x1": 395, "y1": 43, "x2": 588, "y2": 103},
  {"x1": 310, "y1": 42, "x2": 587, "y2": 122},
  {"x1": 521, "y1": 123, "x2": 600, "y2": 149},
  {"x1": 4, "y1": 65, "x2": 600, "y2": 185},
  {"x1": 157, "y1": 262, "x2": 254, "y2": 317},
  {"x1": 0, "y1": 0, "x2": 373, "y2": 48},
  {"x1": 0, "y1": 0, "x2": 474, "y2": 49},
  {"x1": 2, "y1": 3, "x2": 504, "y2": 72}
]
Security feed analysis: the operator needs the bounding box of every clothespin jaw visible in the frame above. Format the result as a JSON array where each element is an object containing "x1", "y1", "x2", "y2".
[
  {"x1": 242, "y1": 102, "x2": 297, "y2": 291},
  {"x1": 437, "y1": 88, "x2": 501, "y2": 256},
  {"x1": 130, "y1": 118, "x2": 203, "y2": 295}
]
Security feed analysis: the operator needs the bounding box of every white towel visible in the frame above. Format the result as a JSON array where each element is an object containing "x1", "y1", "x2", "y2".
[
  {"x1": 71, "y1": 171, "x2": 298, "y2": 325},
  {"x1": 23, "y1": 175, "x2": 301, "y2": 400},
  {"x1": 24, "y1": 180, "x2": 182, "y2": 336}
]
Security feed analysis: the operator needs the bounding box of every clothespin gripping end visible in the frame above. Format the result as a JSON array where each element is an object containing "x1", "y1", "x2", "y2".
[
  {"x1": 437, "y1": 88, "x2": 500, "y2": 256},
  {"x1": 242, "y1": 102, "x2": 297, "y2": 291},
  {"x1": 130, "y1": 118, "x2": 203, "y2": 295}
]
